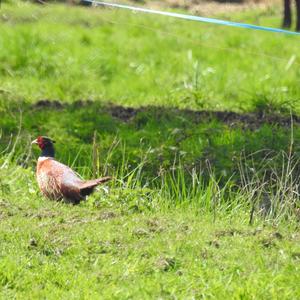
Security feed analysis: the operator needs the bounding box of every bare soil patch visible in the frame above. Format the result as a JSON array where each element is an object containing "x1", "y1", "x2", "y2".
[
  {"x1": 32, "y1": 99, "x2": 300, "y2": 130},
  {"x1": 109, "y1": 0, "x2": 279, "y2": 16}
]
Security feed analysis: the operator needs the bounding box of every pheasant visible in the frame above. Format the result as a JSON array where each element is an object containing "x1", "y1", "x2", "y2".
[{"x1": 32, "y1": 136, "x2": 111, "y2": 204}]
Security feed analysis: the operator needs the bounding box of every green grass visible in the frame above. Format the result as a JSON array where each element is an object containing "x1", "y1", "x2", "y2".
[
  {"x1": 1, "y1": 161, "x2": 300, "y2": 299},
  {"x1": 1, "y1": 1, "x2": 300, "y2": 298},
  {"x1": 0, "y1": 1, "x2": 299, "y2": 111},
  {"x1": 1, "y1": 209, "x2": 300, "y2": 299},
  {"x1": 2, "y1": 100, "x2": 300, "y2": 189}
]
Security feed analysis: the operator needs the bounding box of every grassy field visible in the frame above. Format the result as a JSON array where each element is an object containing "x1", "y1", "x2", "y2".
[
  {"x1": 1, "y1": 0, "x2": 300, "y2": 111},
  {"x1": 0, "y1": 1, "x2": 300, "y2": 298}
]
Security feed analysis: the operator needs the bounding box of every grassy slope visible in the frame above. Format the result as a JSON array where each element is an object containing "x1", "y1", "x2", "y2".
[
  {"x1": 0, "y1": 1, "x2": 300, "y2": 299},
  {"x1": 1, "y1": 210, "x2": 300, "y2": 299},
  {"x1": 0, "y1": 2, "x2": 300, "y2": 184},
  {"x1": 1, "y1": 165, "x2": 299, "y2": 299},
  {"x1": 2, "y1": 101, "x2": 300, "y2": 185},
  {"x1": 0, "y1": 1, "x2": 299, "y2": 111}
]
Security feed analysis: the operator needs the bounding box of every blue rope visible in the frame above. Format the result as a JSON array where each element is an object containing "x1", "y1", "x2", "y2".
[{"x1": 82, "y1": 0, "x2": 300, "y2": 36}]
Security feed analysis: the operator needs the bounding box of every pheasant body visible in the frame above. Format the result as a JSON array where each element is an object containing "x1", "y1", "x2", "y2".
[{"x1": 32, "y1": 136, "x2": 111, "y2": 204}]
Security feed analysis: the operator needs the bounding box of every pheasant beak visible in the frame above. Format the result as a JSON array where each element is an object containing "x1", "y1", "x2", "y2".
[{"x1": 31, "y1": 139, "x2": 38, "y2": 145}]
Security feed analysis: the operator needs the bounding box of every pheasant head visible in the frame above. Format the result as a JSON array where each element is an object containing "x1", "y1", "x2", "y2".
[{"x1": 32, "y1": 136, "x2": 56, "y2": 158}]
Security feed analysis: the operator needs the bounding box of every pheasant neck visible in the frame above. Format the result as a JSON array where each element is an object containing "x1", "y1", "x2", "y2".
[{"x1": 41, "y1": 145, "x2": 55, "y2": 158}]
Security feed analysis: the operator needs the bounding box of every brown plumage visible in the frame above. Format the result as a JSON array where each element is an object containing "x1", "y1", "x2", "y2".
[{"x1": 32, "y1": 136, "x2": 111, "y2": 204}]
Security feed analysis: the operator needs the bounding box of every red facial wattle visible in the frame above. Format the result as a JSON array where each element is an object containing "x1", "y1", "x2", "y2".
[{"x1": 37, "y1": 136, "x2": 45, "y2": 149}]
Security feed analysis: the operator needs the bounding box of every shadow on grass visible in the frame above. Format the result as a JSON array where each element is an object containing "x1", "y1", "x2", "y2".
[
  {"x1": 1, "y1": 99, "x2": 299, "y2": 185},
  {"x1": 32, "y1": 99, "x2": 300, "y2": 128}
]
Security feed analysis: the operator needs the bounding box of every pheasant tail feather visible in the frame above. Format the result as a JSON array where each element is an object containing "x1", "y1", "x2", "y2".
[{"x1": 79, "y1": 176, "x2": 112, "y2": 196}]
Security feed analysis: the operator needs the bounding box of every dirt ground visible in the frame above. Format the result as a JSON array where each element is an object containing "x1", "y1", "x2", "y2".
[
  {"x1": 114, "y1": 0, "x2": 281, "y2": 16},
  {"x1": 33, "y1": 100, "x2": 299, "y2": 130},
  {"x1": 69, "y1": 0, "x2": 281, "y2": 16}
]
